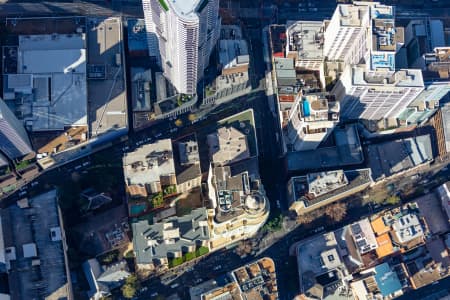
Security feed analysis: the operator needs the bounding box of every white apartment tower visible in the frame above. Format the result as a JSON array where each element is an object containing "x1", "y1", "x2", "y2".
[
  {"x1": 333, "y1": 66, "x2": 424, "y2": 120},
  {"x1": 0, "y1": 98, "x2": 33, "y2": 160},
  {"x1": 142, "y1": 0, "x2": 220, "y2": 95},
  {"x1": 324, "y1": 2, "x2": 397, "y2": 70}
]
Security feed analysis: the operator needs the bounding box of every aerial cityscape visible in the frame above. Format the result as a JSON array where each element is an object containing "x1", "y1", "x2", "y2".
[{"x1": 1, "y1": 0, "x2": 450, "y2": 299}]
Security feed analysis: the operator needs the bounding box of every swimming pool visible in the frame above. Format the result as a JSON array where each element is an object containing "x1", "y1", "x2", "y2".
[
  {"x1": 130, "y1": 204, "x2": 147, "y2": 215},
  {"x1": 303, "y1": 99, "x2": 311, "y2": 117}
]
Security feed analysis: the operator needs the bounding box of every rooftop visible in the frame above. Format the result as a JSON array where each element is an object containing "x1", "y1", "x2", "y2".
[
  {"x1": 132, "y1": 208, "x2": 209, "y2": 264},
  {"x1": 269, "y1": 25, "x2": 286, "y2": 56},
  {"x1": 191, "y1": 258, "x2": 278, "y2": 300},
  {"x1": 336, "y1": 3, "x2": 369, "y2": 27},
  {"x1": 131, "y1": 67, "x2": 152, "y2": 112},
  {"x1": 367, "y1": 135, "x2": 434, "y2": 181},
  {"x1": 207, "y1": 126, "x2": 250, "y2": 166},
  {"x1": 296, "y1": 232, "x2": 351, "y2": 299},
  {"x1": 87, "y1": 17, "x2": 127, "y2": 137},
  {"x1": 165, "y1": 0, "x2": 206, "y2": 21},
  {"x1": 423, "y1": 47, "x2": 450, "y2": 80},
  {"x1": 306, "y1": 170, "x2": 349, "y2": 197},
  {"x1": 286, "y1": 21, "x2": 324, "y2": 61},
  {"x1": 287, "y1": 124, "x2": 364, "y2": 172},
  {"x1": 372, "y1": 18, "x2": 396, "y2": 52},
  {"x1": 219, "y1": 39, "x2": 249, "y2": 70},
  {"x1": 4, "y1": 34, "x2": 87, "y2": 131},
  {"x1": 127, "y1": 18, "x2": 148, "y2": 53},
  {"x1": 375, "y1": 233, "x2": 395, "y2": 258},
  {"x1": 210, "y1": 158, "x2": 267, "y2": 223},
  {"x1": 290, "y1": 169, "x2": 372, "y2": 208},
  {"x1": 349, "y1": 218, "x2": 378, "y2": 255},
  {"x1": 174, "y1": 138, "x2": 201, "y2": 185},
  {"x1": 392, "y1": 214, "x2": 424, "y2": 244},
  {"x1": 231, "y1": 257, "x2": 279, "y2": 300},
  {"x1": 353, "y1": 67, "x2": 424, "y2": 87},
  {"x1": 1, "y1": 190, "x2": 71, "y2": 299},
  {"x1": 123, "y1": 139, "x2": 175, "y2": 186},
  {"x1": 373, "y1": 263, "x2": 402, "y2": 297}
]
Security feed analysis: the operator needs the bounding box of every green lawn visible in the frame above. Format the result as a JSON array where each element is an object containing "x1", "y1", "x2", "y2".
[
  {"x1": 184, "y1": 252, "x2": 196, "y2": 261},
  {"x1": 169, "y1": 257, "x2": 183, "y2": 268},
  {"x1": 14, "y1": 160, "x2": 31, "y2": 171},
  {"x1": 218, "y1": 109, "x2": 255, "y2": 127},
  {"x1": 196, "y1": 246, "x2": 209, "y2": 257}
]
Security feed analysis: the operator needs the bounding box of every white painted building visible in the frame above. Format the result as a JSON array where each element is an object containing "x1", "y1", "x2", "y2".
[
  {"x1": 324, "y1": 1, "x2": 397, "y2": 70},
  {"x1": 142, "y1": 0, "x2": 220, "y2": 95},
  {"x1": 334, "y1": 65, "x2": 424, "y2": 120},
  {"x1": 284, "y1": 94, "x2": 339, "y2": 151}
]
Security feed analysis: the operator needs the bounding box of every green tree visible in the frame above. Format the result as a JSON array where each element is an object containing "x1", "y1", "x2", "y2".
[
  {"x1": 385, "y1": 195, "x2": 400, "y2": 205},
  {"x1": 324, "y1": 202, "x2": 347, "y2": 222},
  {"x1": 121, "y1": 275, "x2": 140, "y2": 299},
  {"x1": 150, "y1": 192, "x2": 164, "y2": 208}
]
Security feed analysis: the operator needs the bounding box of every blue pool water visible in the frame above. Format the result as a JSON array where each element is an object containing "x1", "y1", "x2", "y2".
[
  {"x1": 130, "y1": 204, "x2": 147, "y2": 215},
  {"x1": 303, "y1": 100, "x2": 311, "y2": 117}
]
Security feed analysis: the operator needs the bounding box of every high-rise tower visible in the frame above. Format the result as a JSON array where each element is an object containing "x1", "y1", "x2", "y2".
[
  {"x1": 0, "y1": 98, "x2": 33, "y2": 160},
  {"x1": 142, "y1": 0, "x2": 220, "y2": 95}
]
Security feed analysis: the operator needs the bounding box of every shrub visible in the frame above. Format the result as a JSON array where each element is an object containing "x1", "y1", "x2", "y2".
[
  {"x1": 184, "y1": 252, "x2": 196, "y2": 261},
  {"x1": 196, "y1": 246, "x2": 209, "y2": 257},
  {"x1": 169, "y1": 257, "x2": 184, "y2": 268}
]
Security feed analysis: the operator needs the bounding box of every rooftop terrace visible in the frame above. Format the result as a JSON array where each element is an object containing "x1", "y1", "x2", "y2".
[
  {"x1": 123, "y1": 139, "x2": 175, "y2": 186},
  {"x1": 291, "y1": 168, "x2": 372, "y2": 208},
  {"x1": 286, "y1": 21, "x2": 324, "y2": 62}
]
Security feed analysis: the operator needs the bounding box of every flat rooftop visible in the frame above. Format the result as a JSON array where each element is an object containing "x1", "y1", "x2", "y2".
[
  {"x1": 87, "y1": 17, "x2": 127, "y2": 137},
  {"x1": 131, "y1": 67, "x2": 152, "y2": 112},
  {"x1": 207, "y1": 126, "x2": 250, "y2": 166},
  {"x1": 1, "y1": 190, "x2": 71, "y2": 300},
  {"x1": 367, "y1": 134, "x2": 433, "y2": 180},
  {"x1": 287, "y1": 124, "x2": 363, "y2": 172},
  {"x1": 4, "y1": 33, "x2": 88, "y2": 131},
  {"x1": 336, "y1": 4, "x2": 369, "y2": 27},
  {"x1": 123, "y1": 139, "x2": 175, "y2": 185},
  {"x1": 127, "y1": 18, "x2": 147, "y2": 53},
  {"x1": 291, "y1": 169, "x2": 372, "y2": 208},
  {"x1": 286, "y1": 21, "x2": 324, "y2": 60},
  {"x1": 231, "y1": 257, "x2": 278, "y2": 300},
  {"x1": 353, "y1": 67, "x2": 424, "y2": 87},
  {"x1": 306, "y1": 170, "x2": 348, "y2": 197},
  {"x1": 219, "y1": 39, "x2": 249, "y2": 70},
  {"x1": 372, "y1": 18, "x2": 396, "y2": 52},
  {"x1": 269, "y1": 25, "x2": 286, "y2": 55}
]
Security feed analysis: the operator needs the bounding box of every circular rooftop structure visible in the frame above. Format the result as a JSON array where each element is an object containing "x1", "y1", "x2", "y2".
[{"x1": 243, "y1": 192, "x2": 267, "y2": 215}]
